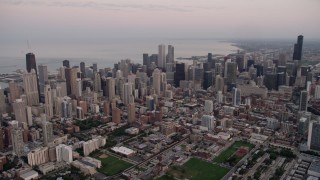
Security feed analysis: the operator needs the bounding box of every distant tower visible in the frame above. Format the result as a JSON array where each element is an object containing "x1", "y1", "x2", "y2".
[
  {"x1": 23, "y1": 69, "x2": 39, "y2": 106},
  {"x1": 225, "y1": 62, "x2": 237, "y2": 87},
  {"x1": 38, "y1": 64, "x2": 48, "y2": 96},
  {"x1": 63, "y1": 60, "x2": 70, "y2": 68},
  {"x1": 166, "y1": 45, "x2": 174, "y2": 72},
  {"x1": 123, "y1": 83, "x2": 133, "y2": 106},
  {"x1": 80, "y1": 62, "x2": 86, "y2": 79},
  {"x1": 152, "y1": 68, "x2": 161, "y2": 95},
  {"x1": 174, "y1": 63, "x2": 185, "y2": 87},
  {"x1": 106, "y1": 77, "x2": 115, "y2": 100},
  {"x1": 26, "y1": 53, "x2": 40, "y2": 99},
  {"x1": 44, "y1": 85, "x2": 53, "y2": 118},
  {"x1": 0, "y1": 87, "x2": 6, "y2": 114},
  {"x1": 204, "y1": 100, "x2": 213, "y2": 114},
  {"x1": 299, "y1": 90, "x2": 308, "y2": 111},
  {"x1": 293, "y1": 35, "x2": 304, "y2": 60},
  {"x1": 158, "y1": 44, "x2": 166, "y2": 68},
  {"x1": 61, "y1": 96, "x2": 72, "y2": 121},
  {"x1": 215, "y1": 75, "x2": 224, "y2": 92}
]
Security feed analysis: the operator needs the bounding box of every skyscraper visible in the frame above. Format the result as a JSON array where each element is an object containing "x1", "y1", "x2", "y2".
[
  {"x1": 12, "y1": 128, "x2": 24, "y2": 156},
  {"x1": 13, "y1": 99, "x2": 28, "y2": 126},
  {"x1": 232, "y1": 87, "x2": 241, "y2": 106},
  {"x1": 307, "y1": 120, "x2": 320, "y2": 151},
  {"x1": 225, "y1": 62, "x2": 237, "y2": 86},
  {"x1": 300, "y1": 90, "x2": 308, "y2": 111},
  {"x1": 23, "y1": 69, "x2": 39, "y2": 106},
  {"x1": 158, "y1": 44, "x2": 166, "y2": 68},
  {"x1": 44, "y1": 85, "x2": 53, "y2": 118},
  {"x1": 128, "y1": 103, "x2": 135, "y2": 124},
  {"x1": 63, "y1": 60, "x2": 70, "y2": 68},
  {"x1": 201, "y1": 115, "x2": 215, "y2": 131},
  {"x1": 26, "y1": 53, "x2": 40, "y2": 99},
  {"x1": 293, "y1": 35, "x2": 303, "y2": 60},
  {"x1": 174, "y1": 63, "x2": 185, "y2": 87},
  {"x1": 9, "y1": 81, "x2": 20, "y2": 103},
  {"x1": 152, "y1": 68, "x2": 161, "y2": 95},
  {"x1": 112, "y1": 107, "x2": 121, "y2": 124},
  {"x1": 80, "y1": 62, "x2": 86, "y2": 79},
  {"x1": 38, "y1": 64, "x2": 48, "y2": 95},
  {"x1": 26, "y1": 53, "x2": 37, "y2": 74},
  {"x1": 41, "y1": 114, "x2": 53, "y2": 146}
]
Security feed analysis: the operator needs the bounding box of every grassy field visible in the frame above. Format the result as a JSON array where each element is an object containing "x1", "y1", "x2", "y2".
[
  {"x1": 162, "y1": 158, "x2": 229, "y2": 180},
  {"x1": 95, "y1": 155, "x2": 133, "y2": 176},
  {"x1": 213, "y1": 140, "x2": 255, "y2": 163}
]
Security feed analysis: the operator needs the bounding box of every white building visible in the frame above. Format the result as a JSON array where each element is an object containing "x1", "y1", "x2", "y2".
[
  {"x1": 83, "y1": 136, "x2": 106, "y2": 156},
  {"x1": 204, "y1": 100, "x2": 213, "y2": 114},
  {"x1": 201, "y1": 115, "x2": 215, "y2": 131},
  {"x1": 27, "y1": 147, "x2": 49, "y2": 166},
  {"x1": 56, "y1": 144, "x2": 73, "y2": 163}
]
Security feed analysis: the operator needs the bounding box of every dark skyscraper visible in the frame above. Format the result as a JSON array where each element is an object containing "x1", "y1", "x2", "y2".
[
  {"x1": 174, "y1": 63, "x2": 185, "y2": 87},
  {"x1": 143, "y1": 53, "x2": 149, "y2": 67},
  {"x1": 26, "y1": 53, "x2": 40, "y2": 100},
  {"x1": 26, "y1": 53, "x2": 37, "y2": 74},
  {"x1": 203, "y1": 71, "x2": 213, "y2": 90},
  {"x1": 80, "y1": 62, "x2": 86, "y2": 79},
  {"x1": 63, "y1": 60, "x2": 70, "y2": 68},
  {"x1": 293, "y1": 35, "x2": 303, "y2": 60}
]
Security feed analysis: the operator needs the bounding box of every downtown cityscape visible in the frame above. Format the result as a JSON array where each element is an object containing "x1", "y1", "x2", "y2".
[{"x1": 1, "y1": 1, "x2": 320, "y2": 180}]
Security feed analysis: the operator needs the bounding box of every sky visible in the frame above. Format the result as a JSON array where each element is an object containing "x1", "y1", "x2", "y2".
[{"x1": 1, "y1": 0, "x2": 320, "y2": 42}]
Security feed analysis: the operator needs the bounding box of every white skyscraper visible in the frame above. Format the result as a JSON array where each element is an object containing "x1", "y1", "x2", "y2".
[
  {"x1": 123, "y1": 82, "x2": 133, "y2": 105},
  {"x1": 152, "y1": 68, "x2": 161, "y2": 95},
  {"x1": 13, "y1": 99, "x2": 28, "y2": 126},
  {"x1": 56, "y1": 144, "x2": 73, "y2": 163},
  {"x1": 23, "y1": 69, "x2": 39, "y2": 106},
  {"x1": 232, "y1": 87, "x2": 241, "y2": 106},
  {"x1": 158, "y1": 44, "x2": 166, "y2": 68}
]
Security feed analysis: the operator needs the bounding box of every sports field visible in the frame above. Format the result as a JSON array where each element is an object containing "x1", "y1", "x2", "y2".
[
  {"x1": 162, "y1": 158, "x2": 229, "y2": 180},
  {"x1": 96, "y1": 155, "x2": 133, "y2": 176},
  {"x1": 213, "y1": 140, "x2": 255, "y2": 163}
]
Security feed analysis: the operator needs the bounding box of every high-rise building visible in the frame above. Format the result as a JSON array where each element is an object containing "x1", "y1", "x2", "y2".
[
  {"x1": 27, "y1": 147, "x2": 49, "y2": 166},
  {"x1": 299, "y1": 90, "x2": 308, "y2": 111},
  {"x1": 293, "y1": 35, "x2": 303, "y2": 60},
  {"x1": 65, "y1": 68, "x2": 72, "y2": 95},
  {"x1": 203, "y1": 71, "x2": 213, "y2": 90},
  {"x1": 307, "y1": 120, "x2": 320, "y2": 151},
  {"x1": 143, "y1": 53, "x2": 149, "y2": 67},
  {"x1": 70, "y1": 67, "x2": 80, "y2": 97},
  {"x1": 174, "y1": 63, "x2": 185, "y2": 87},
  {"x1": 232, "y1": 87, "x2": 241, "y2": 106},
  {"x1": 201, "y1": 115, "x2": 215, "y2": 131},
  {"x1": 158, "y1": 44, "x2": 166, "y2": 68},
  {"x1": 44, "y1": 85, "x2": 53, "y2": 118},
  {"x1": 264, "y1": 73, "x2": 278, "y2": 90},
  {"x1": 123, "y1": 83, "x2": 133, "y2": 105},
  {"x1": 56, "y1": 144, "x2": 73, "y2": 163},
  {"x1": 42, "y1": 119, "x2": 53, "y2": 146},
  {"x1": 38, "y1": 64, "x2": 48, "y2": 95},
  {"x1": 61, "y1": 96, "x2": 72, "y2": 121},
  {"x1": 215, "y1": 75, "x2": 224, "y2": 92},
  {"x1": 0, "y1": 88, "x2": 6, "y2": 114},
  {"x1": 80, "y1": 62, "x2": 86, "y2": 79},
  {"x1": 93, "y1": 73, "x2": 101, "y2": 92},
  {"x1": 204, "y1": 100, "x2": 213, "y2": 114},
  {"x1": 225, "y1": 62, "x2": 237, "y2": 86},
  {"x1": 315, "y1": 85, "x2": 320, "y2": 99},
  {"x1": 112, "y1": 107, "x2": 121, "y2": 124},
  {"x1": 23, "y1": 69, "x2": 39, "y2": 106},
  {"x1": 152, "y1": 68, "x2": 161, "y2": 95},
  {"x1": 93, "y1": 63, "x2": 98, "y2": 73},
  {"x1": 12, "y1": 128, "x2": 24, "y2": 156},
  {"x1": 62, "y1": 60, "x2": 70, "y2": 68},
  {"x1": 128, "y1": 103, "x2": 135, "y2": 124},
  {"x1": 9, "y1": 81, "x2": 20, "y2": 103},
  {"x1": 167, "y1": 45, "x2": 174, "y2": 63},
  {"x1": 13, "y1": 99, "x2": 28, "y2": 126},
  {"x1": 146, "y1": 96, "x2": 155, "y2": 111}
]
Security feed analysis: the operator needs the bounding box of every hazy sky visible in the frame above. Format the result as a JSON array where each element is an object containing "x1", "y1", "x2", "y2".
[{"x1": 1, "y1": 0, "x2": 320, "y2": 41}]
